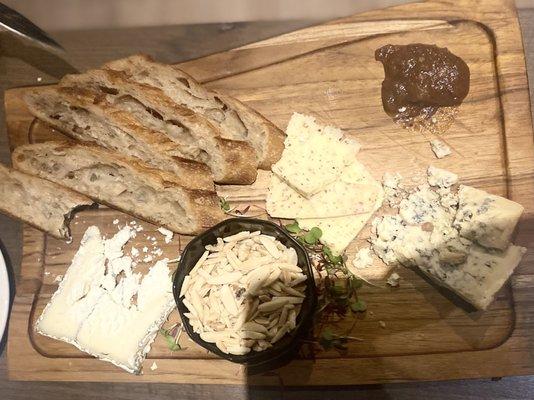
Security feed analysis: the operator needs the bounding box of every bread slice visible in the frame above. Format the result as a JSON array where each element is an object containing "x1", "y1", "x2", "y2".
[
  {"x1": 104, "y1": 54, "x2": 285, "y2": 169},
  {"x1": 0, "y1": 163, "x2": 93, "y2": 239},
  {"x1": 12, "y1": 141, "x2": 225, "y2": 235},
  {"x1": 24, "y1": 86, "x2": 214, "y2": 191},
  {"x1": 59, "y1": 68, "x2": 258, "y2": 184}
]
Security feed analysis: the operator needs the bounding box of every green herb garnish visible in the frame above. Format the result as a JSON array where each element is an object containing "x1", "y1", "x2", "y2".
[
  {"x1": 323, "y1": 245, "x2": 343, "y2": 265},
  {"x1": 284, "y1": 221, "x2": 302, "y2": 234},
  {"x1": 219, "y1": 197, "x2": 231, "y2": 212},
  {"x1": 318, "y1": 327, "x2": 363, "y2": 351},
  {"x1": 160, "y1": 328, "x2": 182, "y2": 351},
  {"x1": 302, "y1": 227, "x2": 322, "y2": 245},
  {"x1": 350, "y1": 299, "x2": 367, "y2": 313}
]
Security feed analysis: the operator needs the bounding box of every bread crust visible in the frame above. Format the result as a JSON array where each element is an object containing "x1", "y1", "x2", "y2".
[
  {"x1": 24, "y1": 87, "x2": 215, "y2": 191},
  {"x1": 12, "y1": 141, "x2": 225, "y2": 234},
  {"x1": 59, "y1": 68, "x2": 257, "y2": 184},
  {"x1": 104, "y1": 54, "x2": 285, "y2": 169},
  {"x1": 0, "y1": 164, "x2": 94, "y2": 239}
]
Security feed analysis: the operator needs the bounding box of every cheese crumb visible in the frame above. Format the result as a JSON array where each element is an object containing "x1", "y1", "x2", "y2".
[
  {"x1": 351, "y1": 247, "x2": 374, "y2": 270},
  {"x1": 150, "y1": 361, "x2": 158, "y2": 371},
  {"x1": 37, "y1": 77, "x2": 42, "y2": 82},
  {"x1": 143, "y1": 254, "x2": 154, "y2": 263},
  {"x1": 44, "y1": 271, "x2": 51, "y2": 276},
  {"x1": 54, "y1": 275, "x2": 63, "y2": 283},
  {"x1": 386, "y1": 272, "x2": 400, "y2": 287},
  {"x1": 131, "y1": 247, "x2": 139, "y2": 258},
  {"x1": 142, "y1": 246, "x2": 148, "y2": 253},
  {"x1": 112, "y1": 219, "x2": 119, "y2": 225},
  {"x1": 157, "y1": 227, "x2": 174, "y2": 244},
  {"x1": 430, "y1": 139, "x2": 452, "y2": 159}
]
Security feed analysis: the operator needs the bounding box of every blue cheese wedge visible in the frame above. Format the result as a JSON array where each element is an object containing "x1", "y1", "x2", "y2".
[
  {"x1": 371, "y1": 172, "x2": 526, "y2": 310},
  {"x1": 427, "y1": 166, "x2": 458, "y2": 188},
  {"x1": 35, "y1": 226, "x2": 174, "y2": 374},
  {"x1": 267, "y1": 160, "x2": 381, "y2": 218},
  {"x1": 272, "y1": 113, "x2": 360, "y2": 198},
  {"x1": 418, "y1": 244, "x2": 526, "y2": 310},
  {"x1": 454, "y1": 185, "x2": 524, "y2": 250}
]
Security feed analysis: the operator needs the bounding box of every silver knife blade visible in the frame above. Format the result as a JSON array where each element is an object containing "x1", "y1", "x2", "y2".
[{"x1": 0, "y1": 2, "x2": 64, "y2": 53}]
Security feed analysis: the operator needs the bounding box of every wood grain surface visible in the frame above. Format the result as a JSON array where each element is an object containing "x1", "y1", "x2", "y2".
[
  {"x1": 4, "y1": 0, "x2": 534, "y2": 386},
  {"x1": 3, "y1": 0, "x2": 529, "y2": 393}
]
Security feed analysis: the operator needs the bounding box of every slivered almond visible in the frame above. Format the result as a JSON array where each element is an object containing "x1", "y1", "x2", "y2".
[{"x1": 182, "y1": 230, "x2": 306, "y2": 355}]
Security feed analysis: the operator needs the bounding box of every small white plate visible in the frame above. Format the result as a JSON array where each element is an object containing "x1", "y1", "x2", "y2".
[{"x1": 0, "y1": 249, "x2": 9, "y2": 341}]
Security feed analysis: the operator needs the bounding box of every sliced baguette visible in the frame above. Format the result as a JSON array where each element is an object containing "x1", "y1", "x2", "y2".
[
  {"x1": 12, "y1": 141, "x2": 225, "y2": 235},
  {"x1": 59, "y1": 68, "x2": 257, "y2": 184},
  {"x1": 24, "y1": 86, "x2": 214, "y2": 191},
  {"x1": 104, "y1": 54, "x2": 285, "y2": 169},
  {"x1": 0, "y1": 163, "x2": 93, "y2": 239}
]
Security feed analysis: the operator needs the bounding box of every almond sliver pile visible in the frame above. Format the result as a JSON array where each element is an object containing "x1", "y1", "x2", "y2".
[{"x1": 180, "y1": 231, "x2": 307, "y2": 355}]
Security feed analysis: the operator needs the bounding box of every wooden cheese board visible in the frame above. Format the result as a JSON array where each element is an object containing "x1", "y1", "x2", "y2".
[{"x1": 5, "y1": 0, "x2": 534, "y2": 385}]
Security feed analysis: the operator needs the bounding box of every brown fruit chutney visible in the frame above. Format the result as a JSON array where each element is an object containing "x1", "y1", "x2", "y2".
[{"x1": 375, "y1": 43, "x2": 470, "y2": 125}]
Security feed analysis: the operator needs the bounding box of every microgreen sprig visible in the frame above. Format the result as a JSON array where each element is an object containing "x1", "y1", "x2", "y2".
[{"x1": 282, "y1": 221, "x2": 366, "y2": 352}]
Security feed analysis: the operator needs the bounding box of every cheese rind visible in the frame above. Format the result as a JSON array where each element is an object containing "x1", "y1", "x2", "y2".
[
  {"x1": 35, "y1": 226, "x2": 174, "y2": 374},
  {"x1": 76, "y1": 260, "x2": 174, "y2": 373},
  {"x1": 272, "y1": 113, "x2": 360, "y2": 198},
  {"x1": 35, "y1": 226, "x2": 106, "y2": 342},
  {"x1": 454, "y1": 185, "x2": 524, "y2": 250}
]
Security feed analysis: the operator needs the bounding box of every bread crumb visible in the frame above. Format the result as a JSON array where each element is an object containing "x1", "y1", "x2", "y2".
[
  {"x1": 143, "y1": 254, "x2": 154, "y2": 263},
  {"x1": 150, "y1": 361, "x2": 158, "y2": 371},
  {"x1": 131, "y1": 247, "x2": 139, "y2": 258},
  {"x1": 54, "y1": 275, "x2": 63, "y2": 283},
  {"x1": 142, "y1": 246, "x2": 148, "y2": 253},
  {"x1": 379, "y1": 321, "x2": 386, "y2": 329},
  {"x1": 37, "y1": 77, "x2": 42, "y2": 82},
  {"x1": 44, "y1": 271, "x2": 50, "y2": 276},
  {"x1": 112, "y1": 219, "x2": 119, "y2": 225}
]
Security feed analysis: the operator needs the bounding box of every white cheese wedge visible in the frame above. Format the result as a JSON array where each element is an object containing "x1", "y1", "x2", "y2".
[
  {"x1": 35, "y1": 226, "x2": 107, "y2": 342},
  {"x1": 272, "y1": 113, "x2": 360, "y2": 198},
  {"x1": 454, "y1": 185, "x2": 524, "y2": 250},
  {"x1": 35, "y1": 226, "x2": 174, "y2": 374},
  {"x1": 76, "y1": 260, "x2": 174, "y2": 373},
  {"x1": 298, "y1": 164, "x2": 384, "y2": 254},
  {"x1": 266, "y1": 161, "x2": 381, "y2": 218}
]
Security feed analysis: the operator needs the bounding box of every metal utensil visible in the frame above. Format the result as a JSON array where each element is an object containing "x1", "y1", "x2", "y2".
[{"x1": 0, "y1": 2, "x2": 64, "y2": 53}]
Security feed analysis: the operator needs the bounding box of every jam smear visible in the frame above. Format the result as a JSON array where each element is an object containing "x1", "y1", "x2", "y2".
[{"x1": 375, "y1": 43, "x2": 470, "y2": 126}]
